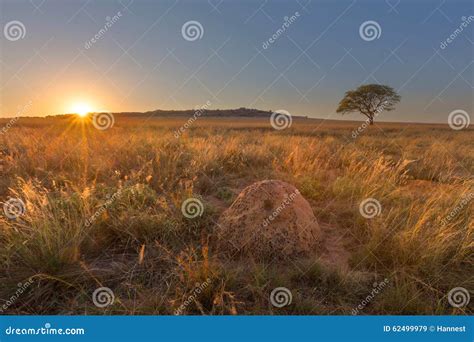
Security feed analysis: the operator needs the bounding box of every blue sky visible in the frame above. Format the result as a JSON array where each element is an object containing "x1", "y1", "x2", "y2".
[{"x1": 0, "y1": 0, "x2": 473, "y2": 123}]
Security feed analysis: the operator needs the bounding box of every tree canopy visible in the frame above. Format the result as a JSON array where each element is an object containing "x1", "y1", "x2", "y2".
[{"x1": 336, "y1": 84, "x2": 401, "y2": 125}]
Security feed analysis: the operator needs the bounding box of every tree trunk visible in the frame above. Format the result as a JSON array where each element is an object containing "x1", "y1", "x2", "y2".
[{"x1": 369, "y1": 116, "x2": 374, "y2": 125}]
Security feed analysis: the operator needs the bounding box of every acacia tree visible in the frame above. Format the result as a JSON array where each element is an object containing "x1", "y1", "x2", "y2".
[{"x1": 336, "y1": 84, "x2": 401, "y2": 125}]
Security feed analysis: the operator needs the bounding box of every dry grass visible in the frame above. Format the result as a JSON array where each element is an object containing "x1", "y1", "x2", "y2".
[{"x1": 0, "y1": 115, "x2": 472, "y2": 315}]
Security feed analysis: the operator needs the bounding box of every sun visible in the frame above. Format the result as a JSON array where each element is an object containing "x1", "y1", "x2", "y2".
[{"x1": 71, "y1": 103, "x2": 93, "y2": 117}]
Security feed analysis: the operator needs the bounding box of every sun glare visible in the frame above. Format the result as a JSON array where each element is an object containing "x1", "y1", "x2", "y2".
[{"x1": 72, "y1": 103, "x2": 92, "y2": 117}]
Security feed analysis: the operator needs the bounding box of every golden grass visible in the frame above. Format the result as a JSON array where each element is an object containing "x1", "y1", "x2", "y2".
[{"x1": 0, "y1": 116, "x2": 472, "y2": 314}]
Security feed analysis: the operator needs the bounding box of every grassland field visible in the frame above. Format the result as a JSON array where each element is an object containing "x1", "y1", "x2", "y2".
[{"x1": 0, "y1": 115, "x2": 472, "y2": 315}]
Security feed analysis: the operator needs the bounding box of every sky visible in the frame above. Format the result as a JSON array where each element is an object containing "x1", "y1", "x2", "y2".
[{"x1": 0, "y1": 0, "x2": 473, "y2": 123}]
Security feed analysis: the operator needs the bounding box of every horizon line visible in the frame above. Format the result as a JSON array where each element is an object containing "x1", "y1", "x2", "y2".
[{"x1": 0, "y1": 107, "x2": 460, "y2": 126}]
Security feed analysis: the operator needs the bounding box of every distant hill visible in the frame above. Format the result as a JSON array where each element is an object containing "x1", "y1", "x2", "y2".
[
  {"x1": 116, "y1": 108, "x2": 307, "y2": 119},
  {"x1": 46, "y1": 108, "x2": 308, "y2": 119}
]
